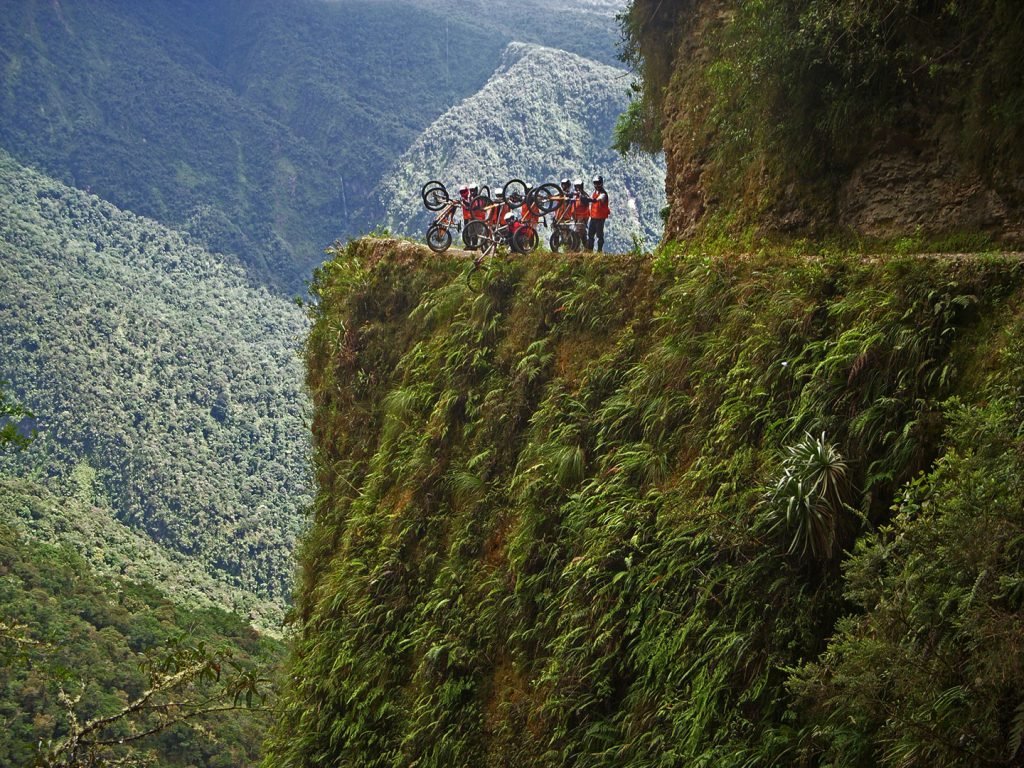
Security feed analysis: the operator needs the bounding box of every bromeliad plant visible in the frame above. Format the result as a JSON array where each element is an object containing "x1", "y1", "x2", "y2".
[{"x1": 765, "y1": 431, "x2": 850, "y2": 560}]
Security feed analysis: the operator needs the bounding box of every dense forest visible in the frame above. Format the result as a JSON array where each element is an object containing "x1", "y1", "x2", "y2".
[
  {"x1": 267, "y1": 238, "x2": 1024, "y2": 767},
  {"x1": 0, "y1": 521, "x2": 282, "y2": 767},
  {"x1": 0, "y1": 152, "x2": 309, "y2": 621},
  {"x1": 0, "y1": 381, "x2": 283, "y2": 767}
]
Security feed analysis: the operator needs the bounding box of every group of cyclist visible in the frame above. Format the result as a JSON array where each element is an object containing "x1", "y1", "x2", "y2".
[{"x1": 456, "y1": 175, "x2": 611, "y2": 253}]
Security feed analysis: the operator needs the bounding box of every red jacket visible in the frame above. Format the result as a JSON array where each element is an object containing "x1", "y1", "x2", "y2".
[{"x1": 572, "y1": 192, "x2": 591, "y2": 221}]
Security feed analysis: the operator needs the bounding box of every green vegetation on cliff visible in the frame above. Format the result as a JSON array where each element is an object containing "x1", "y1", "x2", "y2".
[
  {"x1": 617, "y1": 0, "x2": 1024, "y2": 241},
  {"x1": 267, "y1": 238, "x2": 1024, "y2": 767}
]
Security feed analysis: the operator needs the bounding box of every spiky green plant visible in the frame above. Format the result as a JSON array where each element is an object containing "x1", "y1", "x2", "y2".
[{"x1": 766, "y1": 432, "x2": 849, "y2": 560}]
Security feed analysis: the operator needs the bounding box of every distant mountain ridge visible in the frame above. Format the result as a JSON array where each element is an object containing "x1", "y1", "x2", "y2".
[{"x1": 381, "y1": 42, "x2": 667, "y2": 252}]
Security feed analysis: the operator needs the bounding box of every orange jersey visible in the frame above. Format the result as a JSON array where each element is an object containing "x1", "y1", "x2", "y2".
[
  {"x1": 572, "y1": 194, "x2": 591, "y2": 221},
  {"x1": 590, "y1": 190, "x2": 610, "y2": 220},
  {"x1": 485, "y1": 204, "x2": 500, "y2": 226},
  {"x1": 521, "y1": 203, "x2": 541, "y2": 225}
]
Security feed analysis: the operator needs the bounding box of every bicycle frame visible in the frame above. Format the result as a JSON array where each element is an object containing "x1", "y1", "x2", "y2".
[{"x1": 432, "y1": 198, "x2": 463, "y2": 236}]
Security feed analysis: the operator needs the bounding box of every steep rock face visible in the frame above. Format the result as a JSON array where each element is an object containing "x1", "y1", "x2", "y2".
[
  {"x1": 267, "y1": 238, "x2": 1024, "y2": 767},
  {"x1": 650, "y1": 0, "x2": 1024, "y2": 243},
  {"x1": 658, "y1": 0, "x2": 725, "y2": 241},
  {"x1": 380, "y1": 42, "x2": 667, "y2": 253},
  {"x1": 836, "y1": 148, "x2": 1023, "y2": 238}
]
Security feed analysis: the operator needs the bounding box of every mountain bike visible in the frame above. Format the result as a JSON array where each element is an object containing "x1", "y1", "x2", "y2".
[
  {"x1": 524, "y1": 183, "x2": 583, "y2": 251},
  {"x1": 425, "y1": 196, "x2": 464, "y2": 252},
  {"x1": 546, "y1": 191, "x2": 582, "y2": 252},
  {"x1": 465, "y1": 219, "x2": 537, "y2": 256}
]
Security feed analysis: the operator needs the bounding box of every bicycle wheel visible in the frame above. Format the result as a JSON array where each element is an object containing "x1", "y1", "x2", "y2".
[
  {"x1": 422, "y1": 181, "x2": 449, "y2": 211},
  {"x1": 502, "y1": 179, "x2": 529, "y2": 207},
  {"x1": 426, "y1": 223, "x2": 453, "y2": 252},
  {"x1": 529, "y1": 183, "x2": 561, "y2": 215},
  {"x1": 513, "y1": 225, "x2": 539, "y2": 254},
  {"x1": 565, "y1": 228, "x2": 581, "y2": 251},
  {"x1": 463, "y1": 219, "x2": 487, "y2": 250}
]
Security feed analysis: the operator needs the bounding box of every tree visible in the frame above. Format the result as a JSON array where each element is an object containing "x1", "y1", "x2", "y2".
[
  {"x1": 35, "y1": 638, "x2": 269, "y2": 768},
  {"x1": 0, "y1": 382, "x2": 33, "y2": 451}
]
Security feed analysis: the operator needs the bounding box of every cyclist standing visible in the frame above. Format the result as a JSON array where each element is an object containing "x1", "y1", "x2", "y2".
[
  {"x1": 572, "y1": 179, "x2": 591, "y2": 249},
  {"x1": 587, "y1": 175, "x2": 610, "y2": 253}
]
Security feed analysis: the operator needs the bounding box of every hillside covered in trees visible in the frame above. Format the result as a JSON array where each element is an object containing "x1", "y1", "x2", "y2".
[
  {"x1": 0, "y1": 152, "x2": 308, "y2": 625},
  {"x1": 0, "y1": 520, "x2": 282, "y2": 767}
]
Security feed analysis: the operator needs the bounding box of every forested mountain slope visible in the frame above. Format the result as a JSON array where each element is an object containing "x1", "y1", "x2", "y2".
[
  {"x1": 267, "y1": 238, "x2": 1024, "y2": 767},
  {"x1": 0, "y1": 520, "x2": 282, "y2": 767},
  {"x1": 381, "y1": 43, "x2": 667, "y2": 253},
  {"x1": 0, "y1": 152, "x2": 308, "y2": 621}
]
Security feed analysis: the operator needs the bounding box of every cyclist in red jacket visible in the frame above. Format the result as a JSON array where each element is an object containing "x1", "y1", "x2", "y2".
[{"x1": 587, "y1": 175, "x2": 610, "y2": 252}]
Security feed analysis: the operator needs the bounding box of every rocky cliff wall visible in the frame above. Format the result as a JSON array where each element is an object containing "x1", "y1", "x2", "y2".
[{"x1": 633, "y1": 0, "x2": 1024, "y2": 244}]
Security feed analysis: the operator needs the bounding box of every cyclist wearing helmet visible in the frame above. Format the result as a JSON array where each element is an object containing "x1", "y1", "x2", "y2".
[
  {"x1": 588, "y1": 174, "x2": 610, "y2": 252},
  {"x1": 503, "y1": 210, "x2": 536, "y2": 254},
  {"x1": 459, "y1": 185, "x2": 472, "y2": 221},
  {"x1": 501, "y1": 209, "x2": 519, "y2": 244}
]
